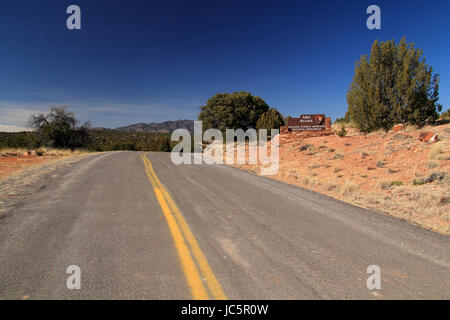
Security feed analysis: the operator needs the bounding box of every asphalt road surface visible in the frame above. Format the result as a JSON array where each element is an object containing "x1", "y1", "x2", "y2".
[{"x1": 0, "y1": 152, "x2": 449, "y2": 299}]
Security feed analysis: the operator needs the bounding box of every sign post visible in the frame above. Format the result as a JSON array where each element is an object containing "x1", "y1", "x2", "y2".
[{"x1": 287, "y1": 114, "x2": 327, "y2": 131}]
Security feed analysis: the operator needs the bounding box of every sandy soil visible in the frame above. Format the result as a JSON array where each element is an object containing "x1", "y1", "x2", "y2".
[
  {"x1": 0, "y1": 152, "x2": 92, "y2": 216},
  {"x1": 0, "y1": 155, "x2": 63, "y2": 180},
  {"x1": 232, "y1": 123, "x2": 450, "y2": 234}
]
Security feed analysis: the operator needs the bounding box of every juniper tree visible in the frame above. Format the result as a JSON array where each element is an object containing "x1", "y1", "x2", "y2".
[
  {"x1": 256, "y1": 108, "x2": 285, "y2": 133},
  {"x1": 346, "y1": 37, "x2": 440, "y2": 132},
  {"x1": 198, "y1": 91, "x2": 270, "y2": 132}
]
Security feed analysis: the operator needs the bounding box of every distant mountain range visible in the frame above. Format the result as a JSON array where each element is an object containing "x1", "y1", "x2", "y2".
[{"x1": 115, "y1": 120, "x2": 194, "y2": 133}]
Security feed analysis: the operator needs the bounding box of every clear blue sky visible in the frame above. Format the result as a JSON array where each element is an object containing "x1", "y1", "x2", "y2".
[{"x1": 1, "y1": 0, "x2": 449, "y2": 129}]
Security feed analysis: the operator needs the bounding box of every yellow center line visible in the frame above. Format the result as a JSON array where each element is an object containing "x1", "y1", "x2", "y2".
[{"x1": 140, "y1": 153, "x2": 227, "y2": 300}]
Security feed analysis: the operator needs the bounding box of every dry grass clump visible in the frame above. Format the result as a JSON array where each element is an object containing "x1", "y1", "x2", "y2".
[
  {"x1": 378, "y1": 180, "x2": 403, "y2": 190},
  {"x1": 341, "y1": 179, "x2": 359, "y2": 197},
  {"x1": 308, "y1": 163, "x2": 321, "y2": 169},
  {"x1": 299, "y1": 144, "x2": 313, "y2": 152},
  {"x1": 429, "y1": 141, "x2": 450, "y2": 160},
  {"x1": 40, "y1": 148, "x2": 88, "y2": 156},
  {"x1": 332, "y1": 152, "x2": 344, "y2": 160},
  {"x1": 376, "y1": 161, "x2": 385, "y2": 168},
  {"x1": 324, "y1": 178, "x2": 339, "y2": 191},
  {"x1": 0, "y1": 148, "x2": 30, "y2": 154},
  {"x1": 427, "y1": 161, "x2": 439, "y2": 169},
  {"x1": 1, "y1": 147, "x2": 88, "y2": 157},
  {"x1": 391, "y1": 184, "x2": 449, "y2": 219},
  {"x1": 289, "y1": 170, "x2": 298, "y2": 179}
]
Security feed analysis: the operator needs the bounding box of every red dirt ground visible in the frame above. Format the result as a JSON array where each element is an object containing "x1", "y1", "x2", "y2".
[{"x1": 232, "y1": 123, "x2": 450, "y2": 234}]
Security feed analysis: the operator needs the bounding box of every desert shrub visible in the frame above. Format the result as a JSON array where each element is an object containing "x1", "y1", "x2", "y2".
[
  {"x1": 439, "y1": 108, "x2": 450, "y2": 121},
  {"x1": 429, "y1": 141, "x2": 450, "y2": 160},
  {"x1": 325, "y1": 180, "x2": 339, "y2": 191},
  {"x1": 426, "y1": 172, "x2": 447, "y2": 183},
  {"x1": 333, "y1": 153, "x2": 344, "y2": 160},
  {"x1": 299, "y1": 144, "x2": 313, "y2": 152},
  {"x1": 379, "y1": 181, "x2": 403, "y2": 189},
  {"x1": 427, "y1": 161, "x2": 439, "y2": 169},
  {"x1": 289, "y1": 170, "x2": 298, "y2": 179},
  {"x1": 439, "y1": 196, "x2": 449, "y2": 205},
  {"x1": 342, "y1": 179, "x2": 358, "y2": 196},
  {"x1": 413, "y1": 178, "x2": 426, "y2": 186},
  {"x1": 36, "y1": 148, "x2": 45, "y2": 156},
  {"x1": 376, "y1": 161, "x2": 385, "y2": 168},
  {"x1": 337, "y1": 124, "x2": 347, "y2": 137},
  {"x1": 379, "y1": 181, "x2": 390, "y2": 190}
]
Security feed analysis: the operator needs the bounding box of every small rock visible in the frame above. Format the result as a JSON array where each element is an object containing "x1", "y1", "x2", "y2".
[
  {"x1": 393, "y1": 124, "x2": 405, "y2": 132},
  {"x1": 430, "y1": 133, "x2": 439, "y2": 143},
  {"x1": 4, "y1": 152, "x2": 19, "y2": 157},
  {"x1": 419, "y1": 132, "x2": 438, "y2": 142}
]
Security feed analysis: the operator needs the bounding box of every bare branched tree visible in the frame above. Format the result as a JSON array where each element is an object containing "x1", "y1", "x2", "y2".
[{"x1": 28, "y1": 106, "x2": 91, "y2": 149}]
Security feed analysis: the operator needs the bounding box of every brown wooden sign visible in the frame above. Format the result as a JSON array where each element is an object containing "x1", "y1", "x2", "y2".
[{"x1": 288, "y1": 114, "x2": 326, "y2": 131}]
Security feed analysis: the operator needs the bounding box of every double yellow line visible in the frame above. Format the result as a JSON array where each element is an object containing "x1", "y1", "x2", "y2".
[{"x1": 140, "y1": 153, "x2": 227, "y2": 300}]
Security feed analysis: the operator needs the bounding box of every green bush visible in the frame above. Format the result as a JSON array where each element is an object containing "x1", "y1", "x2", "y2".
[
  {"x1": 1, "y1": 130, "x2": 175, "y2": 152},
  {"x1": 346, "y1": 37, "x2": 440, "y2": 132},
  {"x1": 198, "y1": 91, "x2": 270, "y2": 132},
  {"x1": 256, "y1": 108, "x2": 285, "y2": 133},
  {"x1": 0, "y1": 132, "x2": 39, "y2": 149},
  {"x1": 390, "y1": 181, "x2": 403, "y2": 187},
  {"x1": 337, "y1": 124, "x2": 347, "y2": 137}
]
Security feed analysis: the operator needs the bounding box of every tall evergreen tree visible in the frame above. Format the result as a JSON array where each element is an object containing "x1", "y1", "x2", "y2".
[{"x1": 346, "y1": 38, "x2": 440, "y2": 132}]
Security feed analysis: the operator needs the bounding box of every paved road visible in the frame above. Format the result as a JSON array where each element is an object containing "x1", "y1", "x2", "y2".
[{"x1": 0, "y1": 152, "x2": 448, "y2": 299}]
